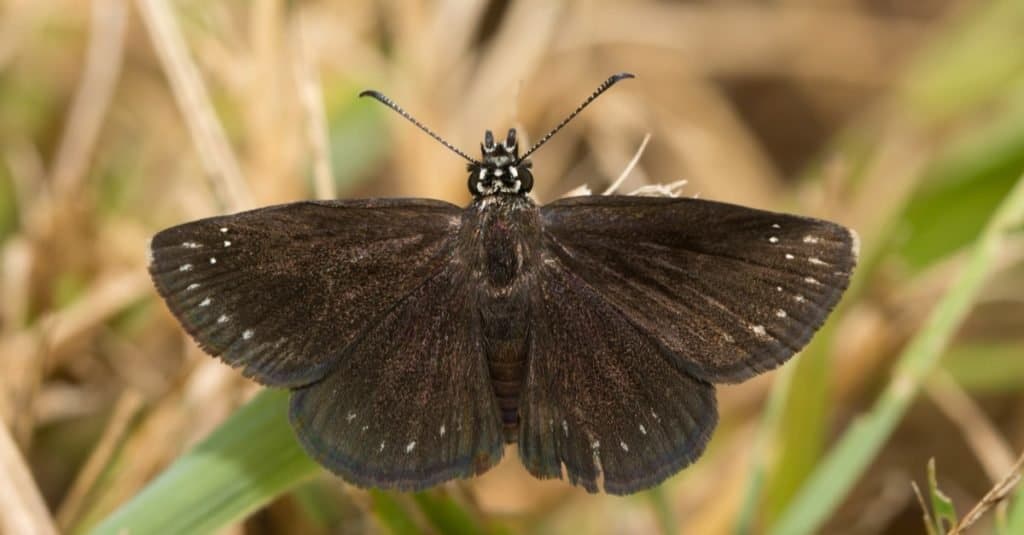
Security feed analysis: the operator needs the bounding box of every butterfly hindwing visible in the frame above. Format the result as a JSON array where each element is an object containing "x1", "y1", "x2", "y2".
[
  {"x1": 289, "y1": 257, "x2": 505, "y2": 491},
  {"x1": 518, "y1": 258, "x2": 717, "y2": 495},
  {"x1": 540, "y1": 195, "x2": 857, "y2": 384},
  {"x1": 148, "y1": 199, "x2": 462, "y2": 387}
]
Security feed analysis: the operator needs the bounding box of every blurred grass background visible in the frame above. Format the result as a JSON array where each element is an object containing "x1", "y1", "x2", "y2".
[{"x1": 1, "y1": 0, "x2": 1024, "y2": 533}]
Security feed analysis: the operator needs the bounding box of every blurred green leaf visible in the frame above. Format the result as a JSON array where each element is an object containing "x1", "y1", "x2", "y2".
[
  {"x1": 1007, "y1": 485, "x2": 1024, "y2": 534},
  {"x1": 88, "y1": 389, "x2": 319, "y2": 535},
  {"x1": 412, "y1": 491, "x2": 485, "y2": 535},
  {"x1": 325, "y1": 79, "x2": 388, "y2": 192},
  {"x1": 896, "y1": 104, "x2": 1024, "y2": 271},
  {"x1": 942, "y1": 342, "x2": 1024, "y2": 392},
  {"x1": 902, "y1": 0, "x2": 1024, "y2": 119},
  {"x1": 370, "y1": 490, "x2": 421, "y2": 535}
]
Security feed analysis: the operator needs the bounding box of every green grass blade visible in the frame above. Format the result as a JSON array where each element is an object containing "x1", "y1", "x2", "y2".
[
  {"x1": 370, "y1": 490, "x2": 422, "y2": 535},
  {"x1": 925, "y1": 459, "x2": 958, "y2": 533},
  {"x1": 412, "y1": 491, "x2": 485, "y2": 535},
  {"x1": 733, "y1": 362, "x2": 794, "y2": 534},
  {"x1": 769, "y1": 171, "x2": 1024, "y2": 535},
  {"x1": 88, "y1": 389, "x2": 320, "y2": 535}
]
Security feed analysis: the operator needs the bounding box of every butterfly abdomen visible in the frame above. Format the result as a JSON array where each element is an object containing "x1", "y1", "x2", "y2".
[{"x1": 468, "y1": 195, "x2": 542, "y2": 443}]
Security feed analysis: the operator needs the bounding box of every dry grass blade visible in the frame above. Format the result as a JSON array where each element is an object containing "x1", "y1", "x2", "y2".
[
  {"x1": 55, "y1": 391, "x2": 144, "y2": 531},
  {"x1": 0, "y1": 419, "x2": 58, "y2": 535},
  {"x1": 603, "y1": 133, "x2": 651, "y2": 195},
  {"x1": 134, "y1": 0, "x2": 252, "y2": 211},
  {"x1": 949, "y1": 450, "x2": 1024, "y2": 534},
  {"x1": 50, "y1": 0, "x2": 127, "y2": 197},
  {"x1": 290, "y1": 10, "x2": 335, "y2": 201}
]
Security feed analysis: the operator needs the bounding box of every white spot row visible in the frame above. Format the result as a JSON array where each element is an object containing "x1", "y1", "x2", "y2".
[
  {"x1": 406, "y1": 441, "x2": 416, "y2": 453},
  {"x1": 751, "y1": 324, "x2": 767, "y2": 336}
]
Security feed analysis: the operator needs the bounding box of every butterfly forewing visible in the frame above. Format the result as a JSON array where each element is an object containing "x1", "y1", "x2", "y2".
[
  {"x1": 289, "y1": 258, "x2": 504, "y2": 491},
  {"x1": 148, "y1": 199, "x2": 462, "y2": 387},
  {"x1": 540, "y1": 195, "x2": 857, "y2": 384}
]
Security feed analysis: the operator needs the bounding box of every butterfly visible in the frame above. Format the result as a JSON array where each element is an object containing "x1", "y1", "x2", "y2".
[{"x1": 148, "y1": 73, "x2": 857, "y2": 495}]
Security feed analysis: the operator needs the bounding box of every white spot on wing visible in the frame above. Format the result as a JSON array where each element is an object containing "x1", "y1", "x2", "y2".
[
  {"x1": 590, "y1": 440, "x2": 600, "y2": 450},
  {"x1": 217, "y1": 314, "x2": 229, "y2": 323},
  {"x1": 346, "y1": 411, "x2": 356, "y2": 422},
  {"x1": 805, "y1": 276, "x2": 821, "y2": 285},
  {"x1": 769, "y1": 236, "x2": 779, "y2": 244},
  {"x1": 223, "y1": 240, "x2": 231, "y2": 247},
  {"x1": 379, "y1": 441, "x2": 385, "y2": 453},
  {"x1": 182, "y1": 241, "x2": 202, "y2": 249},
  {"x1": 776, "y1": 286, "x2": 783, "y2": 292},
  {"x1": 562, "y1": 420, "x2": 569, "y2": 436},
  {"x1": 439, "y1": 425, "x2": 446, "y2": 437},
  {"x1": 803, "y1": 235, "x2": 820, "y2": 244},
  {"x1": 776, "y1": 309, "x2": 787, "y2": 318},
  {"x1": 220, "y1": 227, "x2": 228, "y2": 233},
  {"x1": 187, "y1": 283, "x2": 200, "y2": 291},
  {"x1": 620, "y1": 440, "x2": 629, "y2": 452},
  {"x1": 639, "y1": 424, "x2": 647, "y2": 435},
  {"x1": 795, "y1": 295, "x2": 806, "y2": 303},
  {"x1": 406, "y1": 441, "x2": 416, "y2": 453},
  {"x1": 752, "y1": 325, "x2": 767, "y2": 336},
  {"x1": 785, "y1": 254, "x2": 795, "y2": 260},
  {"x1": 199, "y1": 297, "x2": 211, "y2": 307},
  {"x1": 771, "y1": 224, "x2": 781, "y2": 229},
  {"x1": 180, "y1": 264, "x2": 193, "y2": 272},
  {"x1": 243, "y1": 329, "x2": 254, "y2": 340},
  {"x1": 808, "y1": 257, "x2": 828, "y2": 266},
  {"x1": 209, "y1": 257, "x2": 217, "y2": 264}
]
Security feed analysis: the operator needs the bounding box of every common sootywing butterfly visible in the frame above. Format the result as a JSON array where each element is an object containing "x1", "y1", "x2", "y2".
[{"x1": 149, "y1": 73, "x2": 857, "y2": 494}]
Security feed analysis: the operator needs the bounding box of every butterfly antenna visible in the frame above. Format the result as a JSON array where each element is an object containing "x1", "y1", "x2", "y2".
[
  {"x1": 519, "y1": 72, "x2": 635, "y2": 161},
  {"x1": 359, "y1": 90, "x2": 479, "y2": 164}
]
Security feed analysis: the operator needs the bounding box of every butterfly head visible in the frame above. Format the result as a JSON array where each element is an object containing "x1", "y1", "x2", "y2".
[
  {"x1": 360, "y1": 72, "x2": 634, "y2": 199},
  {"x1": 467, "y1": 128, "x2": 534, "y2": 197}
]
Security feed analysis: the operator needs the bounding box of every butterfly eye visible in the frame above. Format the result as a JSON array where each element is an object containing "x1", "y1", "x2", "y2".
[
  {"x1": 484, "y1": 130, "x2": 495, "y2": 151},
  {"x1": 504, "y1": 128, "x2": 517, "y2": 151}
]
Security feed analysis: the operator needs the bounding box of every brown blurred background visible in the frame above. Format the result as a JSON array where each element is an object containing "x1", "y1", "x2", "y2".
[{"x1": 2, "y1": 0, "x2": 1024, "y2": 534}]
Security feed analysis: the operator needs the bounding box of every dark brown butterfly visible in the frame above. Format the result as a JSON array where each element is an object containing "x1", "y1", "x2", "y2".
[{"x1": 148, "y1": 73, "x2": 857, "y2": 494}]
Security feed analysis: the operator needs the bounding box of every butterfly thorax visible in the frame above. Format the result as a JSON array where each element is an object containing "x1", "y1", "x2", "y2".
[
  {"x1": 467, "y1": 128, "x2": 534, "y2": 197},
  {"x1": 464, "y1": 194, "x2": 540, "y2": 442}
]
